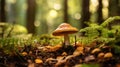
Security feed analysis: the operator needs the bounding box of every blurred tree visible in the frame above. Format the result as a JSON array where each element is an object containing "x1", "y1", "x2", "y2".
[
  {"x1": 68, "y1": 0, "x2": 81, "y2": 29},
  {"x1": 35, "y1": 0, "x2": 48, "y2": 35},
  {"x1": 108, "y1": 0, "x2": 120, "y2": 25},
  {"x1": 0, "y1": 0, "x2": 6, "y2": 22},
  {"x1": 109, "y1": 0, "x2": 120, "y2": 16},
  {"x1": 5, "y1": 0, "x2": 16, "y2": 23},
  {"x1": 26, "y1": 0, "x2": 36, "y2": 34},
  {"x1": 63, "y1": 0, "x2": 68, "y2": 23},
  {"x1": 15, "y1": 0, "x2": 27, "y2": 26},
  {"x1": 81, "y1": 0, "x2": 90, "y2": 28},
  {"x1": 97, "y1": 0, "x2": 103, "y2": 24}
]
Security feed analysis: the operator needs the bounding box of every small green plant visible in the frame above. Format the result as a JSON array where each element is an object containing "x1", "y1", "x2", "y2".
[{"x1": 39, "y1": 34, "x2": 63, "y2": 46}]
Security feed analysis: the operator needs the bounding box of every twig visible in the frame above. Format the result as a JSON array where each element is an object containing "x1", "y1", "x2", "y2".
[{"x1": 7, "y1": 22, "x2": 15, "y2": 37}]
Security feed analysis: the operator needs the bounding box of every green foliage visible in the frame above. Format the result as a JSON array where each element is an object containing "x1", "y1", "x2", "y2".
[
  {"x1": 112, "y1": 45, "x2": 120, "y2": 54},
  {"x1": 6, "y1": 24, "x2": 28, "y2": 35},
  {"x1": 81, "y1": 64, "x2": 100, "y2": 67},
  {"x1": 0, "y1": 23, "x2": 28, "y2": 38},
  {"x1": 39, "y1": 34, "x2": 63, "y2": 46},
  {"x1": 79, "y1": 16, "x2": 120, "y2": 45},
  {"x1": 0, "y1": 35, "x2": 32, "y2": 55},
  {"x1": 101, "y1": 16, "x2": 120, "y2": 27},
  {"x1": 0, "y1": 38, "x2": 20, "y2": 54},
  {"x1": 79, "y1": 27, "x2": 100, "y2": 38},
  {"x1": 0, "y1": 16, "x2": 120, "y2": 56}
]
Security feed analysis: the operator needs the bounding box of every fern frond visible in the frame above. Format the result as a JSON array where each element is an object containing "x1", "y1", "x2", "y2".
[{"x1": 101, "y1": 16, "x2": 120, "y2": 27}]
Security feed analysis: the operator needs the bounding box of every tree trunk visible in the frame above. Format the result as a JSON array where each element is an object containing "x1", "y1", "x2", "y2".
[
  {"x1": 118, "y1": 0, "x2": 120, "y2": 15},
  {"x1": 63, "y1": 0, "x2": 68, "y2": 23},
  {"x1": 0, "y1": 0, "x2": 6, "y2": 22},
  {"x1": 109, "y1": 0, "x2": 120, "y2": 16},
  {"x1": 26, "y1": 0, "x2": 36, "y2": 34},
  {"x1": 97, "y1": 0, "x2": 103, "y2": 24},
  {"x1": 15, "y1": 0, "x2": 26, "y2": 26},
  {"x1": 81, "y1": 0, "x2": 90, "y2": 28}
]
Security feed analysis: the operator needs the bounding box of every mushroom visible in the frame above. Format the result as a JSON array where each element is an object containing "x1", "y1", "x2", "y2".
[
  {"x1": 21, "y1": 51, "x2": 28, "y2": 56},
  {"x1": 97, "y1": 52, "x2": 105, "y2": 62},
  {"x1": 97, "y1": 52, "x2": 105, "y2": 59},
  {"x1": 91, "y1": 48, "x2": 101, "y2": 54},
  {"x1": 73, "y1": 46, "x2": 84, "y2": 56},
  {"x1": 52, "y1": 23, "x2": 78, "y2": 46},
  {"x1": 34, "y1": 58, "x2": 43, "y2": 67},
  {"x1": 35, "y1": 58, "x2": 43, "y2": 64},
  {"x1": 104, "y1": 52, "x2": 113, "y2": 58}
]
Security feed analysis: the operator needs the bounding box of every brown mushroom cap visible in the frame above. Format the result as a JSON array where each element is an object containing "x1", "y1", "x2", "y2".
[
  {"x1": 52, "y1": 23, "x2": 78, "y2": 36},
  {"x1": 91, "y1": 48, "x2": 101, "y2": 54},
  {"x1": 104, "y1": 52, "x2": 113, "y2": 58},
  {"x1": 35, "y1": 58, "x2": 43, "y2": 64}
]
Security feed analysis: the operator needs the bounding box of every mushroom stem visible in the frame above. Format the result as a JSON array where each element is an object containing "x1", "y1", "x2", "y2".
[{"x1": 64, "y1": 34, "x2": 70, "y2": 46}]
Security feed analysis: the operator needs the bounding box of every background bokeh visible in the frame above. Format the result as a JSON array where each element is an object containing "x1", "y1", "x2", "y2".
[{"x1": 0, "y1": 0, "x2": 120, "y2": 35}]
